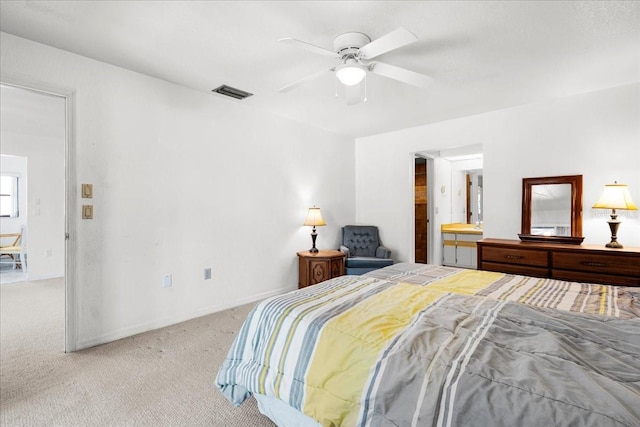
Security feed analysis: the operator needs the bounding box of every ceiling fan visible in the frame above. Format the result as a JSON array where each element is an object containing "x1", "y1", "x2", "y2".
[{"x1": 278, "y1": 27, "x2": 434, "y2": 104}]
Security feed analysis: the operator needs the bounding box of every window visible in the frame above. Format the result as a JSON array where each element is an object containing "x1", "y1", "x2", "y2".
[{"x1": 0, "y1": 175, "x2": 19, "y2": 218}]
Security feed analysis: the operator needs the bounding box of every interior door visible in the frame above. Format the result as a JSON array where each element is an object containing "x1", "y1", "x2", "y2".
[{"x1": 414, "y1": 158, "x2": 428, "y2": 263}]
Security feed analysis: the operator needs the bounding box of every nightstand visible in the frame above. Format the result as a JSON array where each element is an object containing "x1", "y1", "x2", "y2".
[{"x1": 297, "y1": 250, "x2": 345, "y2": 288}]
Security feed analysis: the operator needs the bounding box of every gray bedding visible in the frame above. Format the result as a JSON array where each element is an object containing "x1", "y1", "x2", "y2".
[
  {"x1": 364, "y1": 294, "x2": 640, "y2": 426},
  {"x1": 217, "y1": 264, "x2": 640, "y2": 426}
]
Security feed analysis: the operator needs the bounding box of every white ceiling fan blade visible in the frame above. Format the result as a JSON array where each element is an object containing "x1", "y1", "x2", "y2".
[
  {"x1": 279, "y1": 38, "x2": 339, "y2": 58},
  {"x1": 369, "y1": 61, "x2": 434, "y2": 89},
  {"x1": 358, "y1": 27, "x2": 418, "y2": 60},
  {"x1": 345, "y1": 82, "x2": 365, "y2": 106},
  {"x1": 278, "y1": 68, "x2": 334, "y2": 93}
]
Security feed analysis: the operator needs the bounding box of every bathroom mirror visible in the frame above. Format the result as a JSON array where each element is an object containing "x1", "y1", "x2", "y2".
[{"x1": 519, "y1": 175, "x2": 584, "y2": 244}]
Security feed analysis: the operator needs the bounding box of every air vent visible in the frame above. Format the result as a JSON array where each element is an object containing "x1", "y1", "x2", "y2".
[{"x1": 211, "y1": 85, "x2": 253, "y2": 100}]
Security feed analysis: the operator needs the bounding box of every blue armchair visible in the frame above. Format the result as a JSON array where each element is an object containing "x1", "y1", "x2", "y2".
[{"x1": 340, "y1": 225, "x2": 393, "y2": 275}]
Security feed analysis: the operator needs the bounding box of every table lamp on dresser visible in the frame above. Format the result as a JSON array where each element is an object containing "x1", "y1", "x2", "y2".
[
  {"x1": 592, "y1": 182, "x2": 638, "y2": 248},
  {"x1": 304, "y1": 206, "x2": 326, "y2": 253}
]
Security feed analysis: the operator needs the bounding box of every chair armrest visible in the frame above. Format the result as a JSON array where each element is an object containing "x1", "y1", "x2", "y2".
[
  {"x1": 376, "y1": 246, "x2": 391, "y2": 259},
  {"x1": 339, "y1": 245, "x2": 351, "y2": 258}
]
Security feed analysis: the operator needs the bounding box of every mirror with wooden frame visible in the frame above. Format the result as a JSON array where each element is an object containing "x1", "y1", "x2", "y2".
[{"x1": 519, "y1": 175, "x2": 584, "y2": 244}]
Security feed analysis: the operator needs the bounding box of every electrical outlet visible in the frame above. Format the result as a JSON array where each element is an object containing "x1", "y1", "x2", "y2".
[
  {"x1": 82, "y1": 205, "x2": 93, "y2": 219},
  {"x1": 204, "y1": 268, "x2": 212, "y2": 280},
  {"x1": 162, "y1": 274, "x2": 172, "y2": 288},
  {"x1": 82, "y1": 183, "x2": 93, "y2": 198}
]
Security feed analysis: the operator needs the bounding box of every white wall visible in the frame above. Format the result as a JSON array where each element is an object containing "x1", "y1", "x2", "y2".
[
  {"x1": 356, "y1": 83, "x2": 640, "y2": 263},
  {"x1": 1, "y1": 33, "x2": 355, "y2": 350}
]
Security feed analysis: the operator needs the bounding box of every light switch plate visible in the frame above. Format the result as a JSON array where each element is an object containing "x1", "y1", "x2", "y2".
[
  {"x1": 82, "y1": 205, "x2": 93, "y2": 219},
  {"x1": 82, "y1": 184, "x2": 93, "y2": 198}
]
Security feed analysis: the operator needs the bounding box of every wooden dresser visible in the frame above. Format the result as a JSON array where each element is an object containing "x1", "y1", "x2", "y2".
[
  {"x1": 477, "y1": 238, "x2": 640, "y2": 287},
  {"x1": 297, "y1": 250, "x2": 345, "y2": 289}
]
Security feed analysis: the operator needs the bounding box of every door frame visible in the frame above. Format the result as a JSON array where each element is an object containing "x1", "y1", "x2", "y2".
[{"x1": 1, "y1": 74, "x2": 77, "y2": 352}]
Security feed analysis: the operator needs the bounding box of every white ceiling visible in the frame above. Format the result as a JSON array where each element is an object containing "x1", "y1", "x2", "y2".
[{"x1": 1, "y1": 1, "x2": 639, "y2": 138}]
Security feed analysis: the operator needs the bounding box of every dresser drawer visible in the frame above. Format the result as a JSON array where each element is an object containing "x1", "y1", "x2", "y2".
[
  {"x1": 552, "y1": 269, "x2": 640, "y2": 287},
  {"x1": 477, "y1": 238, "x2": 640, "y2": 287},
  {"x1": 483, "y1": 262, "x2": 548, "y2": 278},
  {"x1": 481, "y1": 246, "x2": 548, "y2": 267},
  {"x1": 552, "y1": 252, "x2": 640, "y2": 277}
]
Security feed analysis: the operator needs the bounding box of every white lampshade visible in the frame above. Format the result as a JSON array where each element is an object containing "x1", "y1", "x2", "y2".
[
  {"x1": 336, "y1": 64, "x2": 366, "y2": 86},
  {"x1": 304, "y1": 207, "x2": 326, "y2": 227},
  {"x1": 592, "y1": 183, "x2": 638, "y2": 210}
]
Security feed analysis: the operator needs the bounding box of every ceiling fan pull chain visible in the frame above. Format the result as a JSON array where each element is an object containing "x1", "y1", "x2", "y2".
[{"x1": 364, "y1": 75, "x2": 368, "y2": 103}]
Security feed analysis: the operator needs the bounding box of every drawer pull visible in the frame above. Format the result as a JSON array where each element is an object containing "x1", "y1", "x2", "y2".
[
  {"x1": 505, "y1": 255, "x2": 524, "y2": 260},
  {"x1": 581, "y1": 261, "x2": 608, "y2": 268}
]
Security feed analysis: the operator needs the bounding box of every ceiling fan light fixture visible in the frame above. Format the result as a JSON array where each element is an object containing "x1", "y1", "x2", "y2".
[{"x1": 336, "y1": 63, "x2": 366, "y2": 86}]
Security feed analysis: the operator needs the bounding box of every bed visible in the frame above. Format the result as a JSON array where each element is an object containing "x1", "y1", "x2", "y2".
[{"x1": 216, "y1": 263, "x2": 640, "y2": 426}]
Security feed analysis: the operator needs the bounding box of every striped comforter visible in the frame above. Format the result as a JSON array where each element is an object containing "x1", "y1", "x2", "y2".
[{"x1": 216, "y1": 263, "x2": 640, "y2": 426}]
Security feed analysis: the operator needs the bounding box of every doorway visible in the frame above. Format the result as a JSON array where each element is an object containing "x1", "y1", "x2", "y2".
[
  {"x1": 414, "y1": 155, "x2": 434, "y2": 264},
  {"x1": 466, "y1": 172, "x2": 483, "y2": 225},
  {"x1": 0, "y1": 80, "x2": 74, "y2": 352},
  {"x1": 414, "y1": 158, "x2": 428, "y2": 263},
  {"x1": 414, "y1": 145, "x2": 483, "y2": 266}
]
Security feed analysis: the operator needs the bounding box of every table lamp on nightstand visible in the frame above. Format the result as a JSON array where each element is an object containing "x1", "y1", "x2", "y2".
[
  {"x1": 592, "y1": 182, "x2": 638, "y2": 248},
  {"x1": 304, "y1": 206, "x2": 326, "y2": 253}
]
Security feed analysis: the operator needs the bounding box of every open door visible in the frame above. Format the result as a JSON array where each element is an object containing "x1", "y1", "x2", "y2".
[{"x1": 414, "y1": 157, "x2": 428, "y2": 263}]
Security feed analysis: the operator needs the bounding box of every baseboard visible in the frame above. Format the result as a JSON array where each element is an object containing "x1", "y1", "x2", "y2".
[
  {"x1": 74, "y1": 285, "x2": 293, "y2": 351},
  {"x1": 26, "y1": 274, "x2": 64, "y2": 282}
]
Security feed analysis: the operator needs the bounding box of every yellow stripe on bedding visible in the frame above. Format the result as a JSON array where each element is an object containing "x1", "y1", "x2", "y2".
[
  {"x1": 424, "y1": 269, "x2": 505, "y2": 296},
  {"x1": 302, "y1": 283, "x2": 446, "y2": 426},
  {"x1": 599, "y1": 285, "x2": 607, "y2": 315}
]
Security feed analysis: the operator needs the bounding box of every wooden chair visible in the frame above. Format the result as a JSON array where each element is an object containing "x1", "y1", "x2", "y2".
[{"x1": 0, "y1": 228, "x2": 26, "y2": 271}]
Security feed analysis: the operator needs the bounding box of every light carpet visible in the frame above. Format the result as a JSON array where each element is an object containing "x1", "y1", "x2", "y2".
[
  {"x1": 0, "y1": 278, "x2": 275, "y2": 426},
  {"x1": 0, "y1": 265, "x2": 27, "y2": 284}
]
